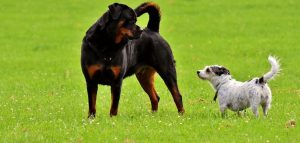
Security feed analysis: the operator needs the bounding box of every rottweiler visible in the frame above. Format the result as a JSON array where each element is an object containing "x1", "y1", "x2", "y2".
[{"x1": 81, "y1": 2, "x2": 184, "y2": 118}]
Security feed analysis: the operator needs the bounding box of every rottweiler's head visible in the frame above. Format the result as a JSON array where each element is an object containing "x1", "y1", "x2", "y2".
[{"x1": 98, "y1": 3, "x2": 142, "y2": 44}]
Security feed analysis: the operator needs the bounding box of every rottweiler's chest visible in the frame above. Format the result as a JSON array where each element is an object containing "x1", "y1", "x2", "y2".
[{"x1": 86, "y1": 63, "x2": 122, "y2": 85}]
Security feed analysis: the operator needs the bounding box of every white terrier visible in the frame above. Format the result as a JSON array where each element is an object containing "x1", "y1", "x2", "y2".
[{"x1": 197, "y1": 56, "x2": 280, "y2": 117}]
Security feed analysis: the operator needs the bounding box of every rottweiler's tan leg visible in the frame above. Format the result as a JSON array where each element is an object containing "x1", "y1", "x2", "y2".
[
  {"x1": 136, "y1": 67, "x2": 160, "y2": 112},
  {"x1": 157, "y1": 67, "x2": 185, "y2": 114}
]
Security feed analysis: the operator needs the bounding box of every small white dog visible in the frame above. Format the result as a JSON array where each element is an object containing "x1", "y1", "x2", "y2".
[{"x1": 197, "y1": 56, "x2": 280, "y2": 117}]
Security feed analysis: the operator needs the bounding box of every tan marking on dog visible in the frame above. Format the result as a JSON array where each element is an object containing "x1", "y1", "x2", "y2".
[
  {"x1": 145, "y1": 2, "x2": 160, "y2": 9},
  {"x1": 111, "y1": 66, "x2": 121, "y2": 79},
  {"x1": 170, "y1": 85, "x2": 184, "y2": 113},
  {"x1": 87, "y1": 64, "x2": 103, "y2": 79},
  {"x1": 115, "y1": 20, "x2": 125, "y2": 43},
  {"x1": 115, "y1": 28, "x2": 133, "y2": 44},
  {"x1": 136, "y1": 66, "x2": 159, "y2": 111},
  {"x1": 115, "y1": 20, "x2": 134, "y2": 44},
  {"x1": 139, "y1": 2, "x2": 161, "y2": 15}
]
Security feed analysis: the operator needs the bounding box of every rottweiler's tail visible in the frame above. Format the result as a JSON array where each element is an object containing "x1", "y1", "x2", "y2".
[{"x1": 135, "y1": 2, "x2": 161, "y2": 32}]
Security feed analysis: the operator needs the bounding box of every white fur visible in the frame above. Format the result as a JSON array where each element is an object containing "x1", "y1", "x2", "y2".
[
  {"x1": 263, "y1": 56, "x2": 280, "y2": 82},
  {"x1": 197, "y1": 56, "x2": 280, "y2": 117}
]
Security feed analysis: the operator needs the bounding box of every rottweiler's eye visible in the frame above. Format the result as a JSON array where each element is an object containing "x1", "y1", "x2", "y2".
[
  {"x1": 123, "y1": 21, "x2": 132, "y2": 26},
  {"x1": 127, "y1": 20, "x2": 135, "y2": 25},
  {"x1": 123, "y1": 21, "x2": 129, "y2": 26},
  {"x1": 206, "y1": 68, "x2": 210, "y2": 73}
]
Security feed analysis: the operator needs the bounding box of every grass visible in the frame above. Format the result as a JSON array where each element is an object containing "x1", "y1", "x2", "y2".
[{"x1": 0, "y1": 0, "x2": 299, "y2": 142}]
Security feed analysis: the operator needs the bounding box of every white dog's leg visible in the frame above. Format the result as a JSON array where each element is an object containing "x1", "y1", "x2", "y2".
[
  {"x1": 251, "y1": 105, "x2": 259, "y2": 117},
  {"x1": 237, "y1": 111, "x2": 243, "y2": 117},
  {"x1": 262, "y1": 103, "x2": 270, "y2": 116},
  {"x1": 220, "y1": 106, "x2": 227, "y2": 118}
]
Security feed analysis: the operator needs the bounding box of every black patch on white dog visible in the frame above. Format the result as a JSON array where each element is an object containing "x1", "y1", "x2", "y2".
[
  {"x1": 211, "y1": 66, "x2": 230, "y2": 76},
  {"x1": 258, "y1": 77, "x2": 265, "y2": 84},
  {"x1": 255, "y1": 77, "x2": 266, "y2": 84}
]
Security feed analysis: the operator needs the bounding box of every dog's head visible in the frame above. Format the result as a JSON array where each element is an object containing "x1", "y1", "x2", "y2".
[
  {"x1": 197, "y1": 66, "x2": 230, "y2": 80},
  {"x1": 98, "y1": 3, "x2": 143, "y2": 44}
]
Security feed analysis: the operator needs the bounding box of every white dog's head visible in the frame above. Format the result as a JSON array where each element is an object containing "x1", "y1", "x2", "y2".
[{"x1": 197, "y1": 65, "x2": 231, "y2": 81}]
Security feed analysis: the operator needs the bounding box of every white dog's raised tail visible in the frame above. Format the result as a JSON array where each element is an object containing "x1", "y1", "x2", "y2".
[{"x1": 260, "y1": 56, "x2": 280, "y2": 83}]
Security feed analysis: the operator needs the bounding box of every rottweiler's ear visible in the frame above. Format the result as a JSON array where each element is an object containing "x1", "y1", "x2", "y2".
[
  {"x1": 98, "y1": 12, "x2": 109, "y2": 30},
  {"x1": 108, "y1": 3, "x2": 122, "y2": 20}
]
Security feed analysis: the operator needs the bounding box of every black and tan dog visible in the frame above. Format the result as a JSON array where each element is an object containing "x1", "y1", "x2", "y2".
[{"x1": 81, "y1": 2, "x2": 184, "y2": 118}]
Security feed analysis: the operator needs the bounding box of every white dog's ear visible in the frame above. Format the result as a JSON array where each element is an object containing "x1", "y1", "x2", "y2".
[
  {"x1": 211, "y1": 66, "x2": 230, "y2": 76},
  {"x1": 221, "y1": 67, "x2": 230, "y2": 75}
]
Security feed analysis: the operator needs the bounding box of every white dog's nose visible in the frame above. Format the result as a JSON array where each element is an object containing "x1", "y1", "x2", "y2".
[{"x1": 197, "y1": 71, "x2": 200, "y2": 74}]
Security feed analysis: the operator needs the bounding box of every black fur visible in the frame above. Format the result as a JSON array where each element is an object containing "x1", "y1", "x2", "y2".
[
  {"x1": 214, "y1": 90, "x2": 218, "y2": 101},
  {"x1": 81, "y1": 2, "x2": 184, "y2": 118},
  {"x1": 211, "y1": 66, "x2": 230, "y2": 76},
  {"x1": 134, "y1": 2, "x2": 161, "y2": 32},
  {"x1": 258, "y1": 77, "x2": 265, "y2": 84}
]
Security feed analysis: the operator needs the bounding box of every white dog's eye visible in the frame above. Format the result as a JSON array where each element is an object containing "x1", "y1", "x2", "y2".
[{"x1": 206, "y1": 68, "x2": 210, "y2": 73}]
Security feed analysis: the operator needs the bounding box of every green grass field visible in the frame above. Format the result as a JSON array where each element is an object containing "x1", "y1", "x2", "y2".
[{"x1": 1, "y1": 0, "x2": 299, "y2": 142}]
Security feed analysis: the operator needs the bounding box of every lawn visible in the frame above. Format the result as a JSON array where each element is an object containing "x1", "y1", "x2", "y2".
[{"x1": 0, "y1": 0, "x2": 299, "y2": 142}]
